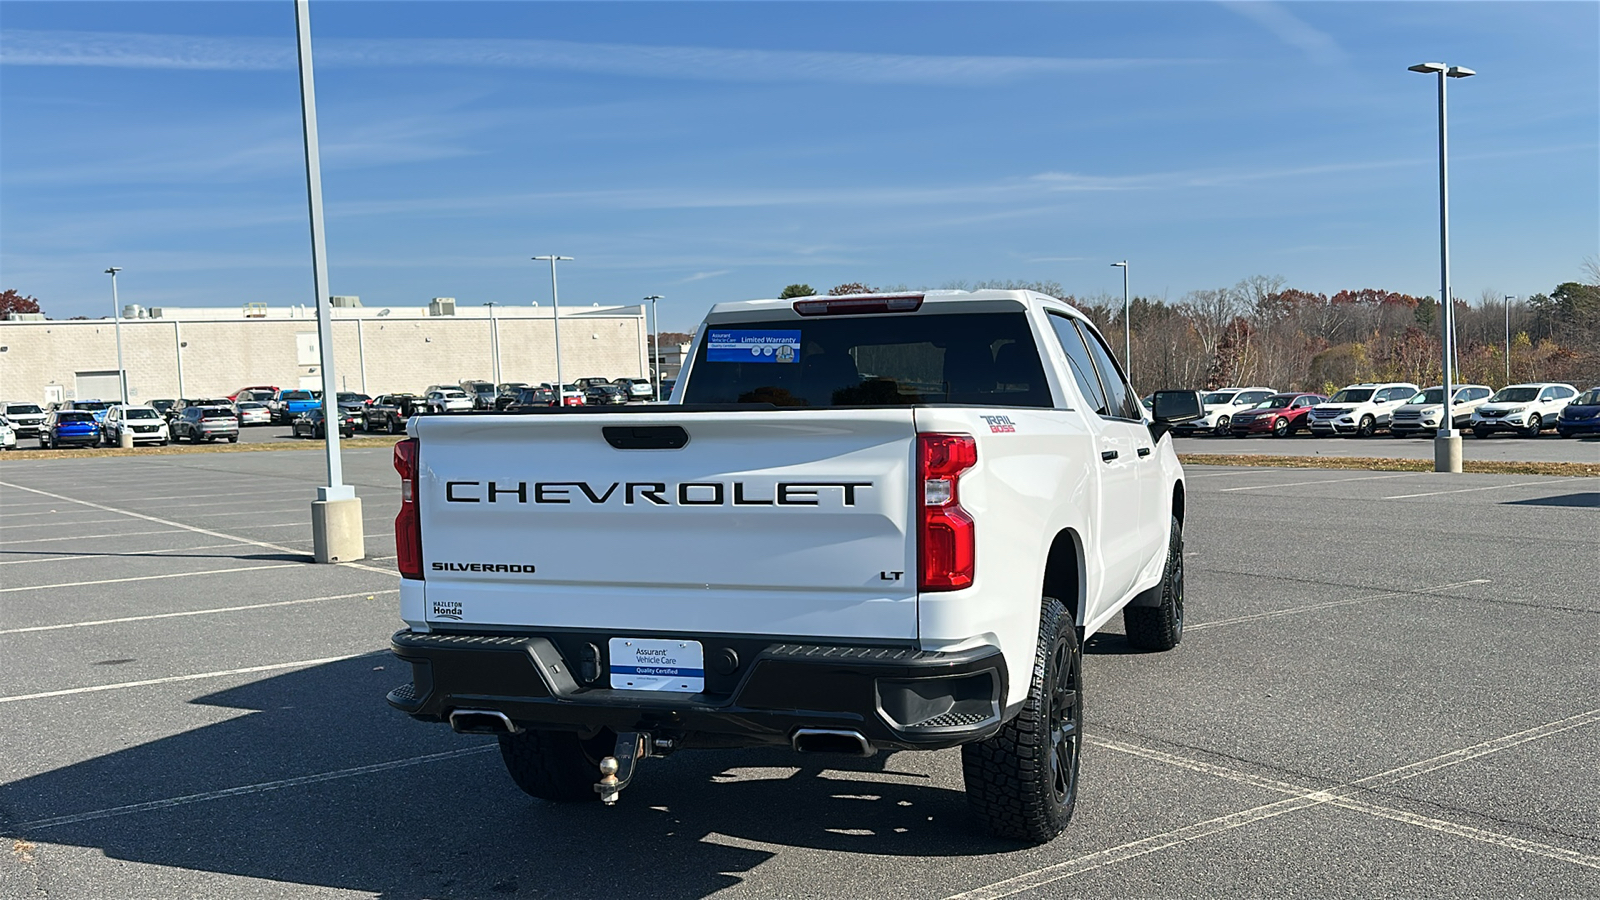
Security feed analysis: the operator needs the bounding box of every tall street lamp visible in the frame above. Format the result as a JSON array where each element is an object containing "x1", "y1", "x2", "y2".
[
  {"x1": 533, "y1": 256, "x2": 573, "y2": 397},
  {"x1": 104, "y1": 267, "x2": 128, "y2": 403},
  {"x1": 484, "y1": 302, "x2": 501, "y2": 385},
  {"x1": 644, "y1": 294, "x2": 663, "y2": 400},
  {"x1": 1503, "y1": 294, "x2": 1513, "y2": 385},
  {"x1": 1110, "y1": 260, "x2": 1130, "y2": 375},
  {"x1": 1409, "y1": 60, "x2": 1474, "y2": 474}
]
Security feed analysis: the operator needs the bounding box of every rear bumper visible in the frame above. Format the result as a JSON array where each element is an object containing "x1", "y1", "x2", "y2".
[{"x1": 387, "y1": 628, "x2": 1010, "y2": 751}]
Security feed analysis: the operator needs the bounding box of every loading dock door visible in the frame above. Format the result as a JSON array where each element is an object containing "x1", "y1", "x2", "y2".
[{"x1": 75, "y1": 370, "x2": 124, "y2": 402}]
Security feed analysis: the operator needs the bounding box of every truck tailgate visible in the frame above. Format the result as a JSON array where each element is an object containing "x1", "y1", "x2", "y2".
[{"x1": 413, "y1": 410, "x2": 918, "y2": 639}]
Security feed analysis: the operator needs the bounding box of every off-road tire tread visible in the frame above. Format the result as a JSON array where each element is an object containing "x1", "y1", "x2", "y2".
[
  {"x1": 498, "y1": 729, "x2": 607, "y2": 803},
  {"x1": 961, "y1": 597, "x2": 1077, "y2": 844},
  {"x1": 1124, "y1": 516, "x2": 1184, "y2": 651}
]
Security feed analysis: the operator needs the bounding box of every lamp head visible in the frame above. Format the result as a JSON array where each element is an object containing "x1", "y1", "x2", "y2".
[
  {"x1": 104, "y1": 267, "x2": 122, "y2": 275},
  {"x1": 1111, "y1": 261, "x2": 1127, "y2": 268},
  {"x1": 1446, "y1": 66, "x2": 1475, "y2": 78},
  {"x1": 644, "y1": 295, "x2": 662, "y2": 301},
  {"x1": 1408, "y1": 62, "x2": 1447, "y2": 74}
]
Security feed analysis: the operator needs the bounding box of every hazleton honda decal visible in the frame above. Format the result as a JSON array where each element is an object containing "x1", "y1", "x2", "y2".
[
  {"x1": 982, "y1": 414, "x2": 1017, "y2": 433},
  {"x1": 442, "y1": 480, "x2": 872, "y2": 507},
  {"x1": 431, "y1": 600, "x2": 463, "y2": 620},
  {"x1": 430, "y1": 562, "x2": 537, "y2": 573}
]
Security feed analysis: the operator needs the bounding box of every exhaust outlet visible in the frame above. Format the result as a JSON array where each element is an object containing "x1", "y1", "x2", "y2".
[
  {"x1": 791, "y1": 728, "x2": 875, "y2": 757},
  {"x1": 448, "y1": 709, "x2": 521, "y2": 735}
]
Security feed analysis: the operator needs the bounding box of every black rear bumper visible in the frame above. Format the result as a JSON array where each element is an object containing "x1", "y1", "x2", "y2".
[{"x1": 387, "y1": 629, "x2": 1010, "y2": 751}]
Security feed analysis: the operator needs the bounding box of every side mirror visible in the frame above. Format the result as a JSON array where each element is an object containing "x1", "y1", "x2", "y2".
[
  {"x1": 1151, "y1": 390, "x2": 1204, "y2": 424},
  {"x1": 1148, "y1": 390, "x2": 1204, "y2": 443}
]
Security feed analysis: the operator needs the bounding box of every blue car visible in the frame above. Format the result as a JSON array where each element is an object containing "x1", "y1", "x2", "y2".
[
  {"x1": 270, "y1": 390, "x2": 321, "y2": 424},
  {"x1": 40, "y1": 410, "x2": 101, "y2": 448},
  {"x1": 1556, "y1": 387, "x2": 1600, "y2": 437},
  {"x1": 64, "y1": 399, "x2": 116, "y2": 424}
]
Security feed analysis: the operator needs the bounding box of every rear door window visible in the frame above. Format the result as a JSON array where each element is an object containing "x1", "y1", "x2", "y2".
[
  {"x1": 1046, "y1": 313, "x2": 1109, "y2": 415},
  {"x1": 682, "y1": 312, "x2": 1051, "y2": 408},
  {"x1": 1072, "y1": 320, "x2": 1142, "y2": 421}
]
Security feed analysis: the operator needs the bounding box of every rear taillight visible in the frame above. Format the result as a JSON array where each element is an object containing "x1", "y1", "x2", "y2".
[
  {"x1": 394, "y1": 438, "x2": 423, "y2": 579},
  {"x1": 793, "y1": 293, "x2": 924, "y2": 317},
  {"x1": 918, "y1": 433, "x2": 977, "y2": 591}
]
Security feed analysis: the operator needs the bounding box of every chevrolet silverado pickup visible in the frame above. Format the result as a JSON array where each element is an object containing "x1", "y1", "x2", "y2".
[{"x1": 385, "y1": 289, "x2": 1201, "y2": 844}]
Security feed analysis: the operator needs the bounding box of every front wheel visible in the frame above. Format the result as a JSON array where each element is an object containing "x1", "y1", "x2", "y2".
[
  {"x1": 962, "y1": 596, "x2": 1081, "y2": 844},
  {"x1": 1473, "y1": 426, "x2": 1491, "y2": 439},
  {"x1": 1213, "y1": 416, "x2": 1230, "y2": 436},
  {"x1": 498, "y1": 728, "x2": 616, "y2": 803},
  {"x1": 1354, "y1": 414, "x2": 1376, "y2": 437},
  {"x1": 1523, "y1": 414, "x2": 1542, "y2": 437},
  {"x1": 1124, "y1": 515, "x2": 1185, "y2": 651},
  {"x1": 1271, "y1": 417, "x2": 1289, "y2": 438}
]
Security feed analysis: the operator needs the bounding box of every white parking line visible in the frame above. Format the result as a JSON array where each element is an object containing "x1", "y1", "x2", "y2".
[
  {"x1": 0, "y1": 562, "x2": 300, "y2": 594},
  {"x1": 1090, "y1": 736, "x2": 1600, "y2": 871},
  {"x1": 0, "y1": 542, "x2": 247, "y2": 566},
  {"x1": 0, "y1": 589, "x2": 395, "y2": 635},
  {"x1": 1383, "y1": 479, "x2": 1567, "y2": 500},
  {"x1": 943, "y1": 708, "x2": 1600, "y2": 899},
  {"x1": 1186, "y1": 579, "x2": 1491, "y2": 632},
  {"x1": 0, "y1": 653, "x2": 369, "y2": 704},
  {"x1": 0, "y1": 480, "x2": 393, "y2": 576},
  {"x1": 1218, "y1": 473, "x2": 1421, "y2": 492},
  {"x1": 2, "y1": 745, "x2": 495, "y2": 833},
  {"x1": 1, "y1": 528, "x2": 188, "y2": 545},
  {"x1": 1, "y1": 517, "x2": 138, "y2": 529}
]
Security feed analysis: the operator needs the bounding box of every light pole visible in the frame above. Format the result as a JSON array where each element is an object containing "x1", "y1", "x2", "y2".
[
  {"x1": 533, "y1": 256, "x2": 572, "y2": 397},
  {"x1": 1503, "y1": 294, "x2": 1513, "y2": 385},
  {"x1": 1110, "y1": 261, "x2": 1130, "y2": 374},
  {"x1": 644, "y1": 295, "x2": 663, "y2": 400},
  {"x1": 296, "y1": 0, "x2": 362, "y2": 562},
  {"x1": 104, "y1": 267, "x2": 128, "y2": 403},
  {"x1": 484, "y1": 302, "x2": 501, "y2": 385},
  {"x1": 1409, "y1": 60, "x2": 1474, "y2": 474}
]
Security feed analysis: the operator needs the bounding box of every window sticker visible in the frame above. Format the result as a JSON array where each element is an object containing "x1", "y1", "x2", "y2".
[{"x1": 706, "y1": 329, "x2": 801, "y2": 363}]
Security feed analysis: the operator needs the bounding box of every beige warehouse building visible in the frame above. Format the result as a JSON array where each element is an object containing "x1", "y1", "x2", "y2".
[{"x1": 0, "y1": 299, "x2": 651, "y2": 405}]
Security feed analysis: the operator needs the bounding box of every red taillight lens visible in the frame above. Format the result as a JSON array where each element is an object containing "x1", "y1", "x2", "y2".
[
  {"x1": 918, "y1": 433, "x2": 977, "y2": 591},
  {"x1": 393, "y1": 438, "x2": 423, "y2": 579}
]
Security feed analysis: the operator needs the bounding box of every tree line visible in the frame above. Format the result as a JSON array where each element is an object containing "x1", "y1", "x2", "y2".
[{"x1": 783, "y1": 275, "x2": 1600, "y2": 395}]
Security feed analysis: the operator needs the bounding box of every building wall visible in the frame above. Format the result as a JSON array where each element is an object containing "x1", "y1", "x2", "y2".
[{"x1": 0, "y1": 313, "x2": 646, "y2": 404}]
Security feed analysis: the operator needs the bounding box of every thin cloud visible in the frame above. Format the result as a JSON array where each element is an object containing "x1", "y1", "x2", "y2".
[
  {"x1": 677, "y1": 270, "x2": 732, "y2": 283},
  {"x1": 1222, "y1": 2, "x2": 1347, "y2": 66},
  {"x1": 1, "y1": 30, "x2": 1211, "y2": 84}
]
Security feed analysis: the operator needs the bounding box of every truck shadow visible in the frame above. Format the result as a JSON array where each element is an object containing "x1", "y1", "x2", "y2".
[{"x1": 1, "y1": 657, "x2": 1019, "y2": 898}]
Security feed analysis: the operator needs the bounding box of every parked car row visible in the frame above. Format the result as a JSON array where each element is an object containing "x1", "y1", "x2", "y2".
[{"x1": 1164, "y1": 381, "x2": 1595, "y2": 438}]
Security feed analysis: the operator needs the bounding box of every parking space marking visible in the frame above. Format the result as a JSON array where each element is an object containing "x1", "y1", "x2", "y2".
[
  {"x1": 2, "y1": 528, "x2": 188, "y2": 545},
  {"x1": 0, "y1": 653, "x2": 370, "y2": 704},
  {"x1": 1, "y1": 517, "x2": 142, "y2": 529},
  {"x1": 0, "y1": 542, "x2": 247, "y2": 566},
  {"x1": 1383, "y1": 479, "x2": 1573, "y2": 500},
  {"x1": 0, "y1": 562, "x2": 300, "y2": 594},
  {"x1": 2, "y1": 745, "x2": 495, "y2": 833},
  {"x1": 1186, "y1": 579, "x2": 1491, "y2": 632},
  {"x1": 0, "y1": 480, "x2": 395, "y2": 576},
  {"x1": 0, "y1": 589, "x2": 396, "y2": 635},
  {"x1": 1217, "y1": 473, "x2": 1421, "y2": 492},
  {"x1": 943, "y1": 708, "x2": 1600, "y2": 899},
  {"x1": 1091, "y1": 736, "x2": 1599, "y2": 871}
]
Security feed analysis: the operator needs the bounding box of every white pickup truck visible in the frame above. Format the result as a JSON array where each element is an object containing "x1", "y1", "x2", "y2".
[{"x1": 386, "y1": 290, "x2": 1201, "y2": 844}]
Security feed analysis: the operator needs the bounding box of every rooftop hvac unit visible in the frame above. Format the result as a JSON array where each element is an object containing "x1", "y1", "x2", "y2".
[
  {"x1": 243, "y1": 303, "x2": 268, "y2": 318},
  {"x1": 429, "y1": 297, "x2": 457, "y2": 316},
  {"x1": 122, "y1": 304, "x2": 145, "y2": 319},
  {"x1": 330, "y1": 295, "x2": 362, "y2": 308}
]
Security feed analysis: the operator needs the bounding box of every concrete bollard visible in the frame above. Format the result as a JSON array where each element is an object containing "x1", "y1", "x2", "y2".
[
  {"x1": 119, "y1": 430, "x2": 134, "y2": 449},
  {"x1": 312, "y1": 496, "x2": 365, "y2": 562},
  {"x1": 1433, "y1": 432, "x2": 1463, "y2": 473}
]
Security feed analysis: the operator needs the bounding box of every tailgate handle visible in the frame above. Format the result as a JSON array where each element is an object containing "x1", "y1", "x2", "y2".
[{"x1": 603, "y1": 425, "x2": 689, "y2": 450}]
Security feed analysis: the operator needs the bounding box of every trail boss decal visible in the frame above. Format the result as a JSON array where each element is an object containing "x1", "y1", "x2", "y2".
[
  {"x1": 442, "y1": 480, "x2": 872, "y2": 507},
  {"x1": 982, "y1": 415, "x2": 1016, "y2": 433}
]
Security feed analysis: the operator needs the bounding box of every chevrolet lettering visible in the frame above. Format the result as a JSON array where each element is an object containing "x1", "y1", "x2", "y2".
[{"x1": 386, "y1": 289, "x2": 1201, "y2": 845}]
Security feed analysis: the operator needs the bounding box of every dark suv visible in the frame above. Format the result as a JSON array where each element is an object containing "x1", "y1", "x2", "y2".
[
  {"x1": 460, "y1": 381, "x2": 497, "y2": 410},
  {"x1": 364, "y1": 394, "x2": 423, "y2": 433}
]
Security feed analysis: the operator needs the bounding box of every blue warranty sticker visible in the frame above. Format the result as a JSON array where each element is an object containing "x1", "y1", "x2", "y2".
[{"x1": 706, "y1": 330, "x2": 801, "y2": 363}]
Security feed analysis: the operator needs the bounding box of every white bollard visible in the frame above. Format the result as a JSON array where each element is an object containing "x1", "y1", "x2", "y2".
[{"x1": 119, "y1": 430, "x2": 134, "y2": 449}]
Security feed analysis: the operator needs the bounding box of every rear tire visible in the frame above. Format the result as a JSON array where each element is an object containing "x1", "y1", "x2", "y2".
[
  {"x1": 962, "y1": 596, "x2": 1081, "y2": 844},
  {"x1": 498, "y1": 728, "x2": 614, "y2": 803},
  {"x1": 1124, "y1": 515, "x2": 1185, "y2": 651}
]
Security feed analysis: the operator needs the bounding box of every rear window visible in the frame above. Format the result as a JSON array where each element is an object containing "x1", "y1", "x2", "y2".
[
  {"x1": 282, "y1": 391, "x2": 313, "y2": 401},
  {"x1": 201, "y1": 408, "x2": 234, "y2": 419},
  {"x1": 682, "y1": 312, "x2": 1050, "y2": 408},
  {"x1": 73, "y1": 401, "x2": 112, "y2": 411},
  {"x1": 56, "y1": 412, "x2": 93, "y2": 422}
]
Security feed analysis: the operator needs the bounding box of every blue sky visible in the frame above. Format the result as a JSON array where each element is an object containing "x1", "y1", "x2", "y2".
[{"x1": 2, "y1": 1, "x2": 1595, "y2": 330}]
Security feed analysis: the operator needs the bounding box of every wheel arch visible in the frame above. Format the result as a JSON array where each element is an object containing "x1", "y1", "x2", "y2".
[
  {"x1": 1041, "y1": 528, "x2": 1086, "y2": 627},
  {"x1": 1172, "y1": 480, "x2": 1186, "y2": 525}
]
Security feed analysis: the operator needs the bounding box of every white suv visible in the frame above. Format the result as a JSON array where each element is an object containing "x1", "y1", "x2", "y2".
[
  {"x1": 1389, "y1": 384, "x2": 1493, "y2": 437},
  {"x1": 102, "y1": 404, "x2": 171, "y2": 446},
  {"x1": 1470, "y1": 383, "x2": 1578, "y2": 438},
  {"x1": 1307, "y1": 382, "x2": 1420, "y2": 437},
  {"x1": 1175, "y1": 386, "x2": 1276, "y2": 436}
]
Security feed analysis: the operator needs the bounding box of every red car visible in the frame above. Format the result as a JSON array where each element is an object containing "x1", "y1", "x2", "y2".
[
  {"x1": 1228, "y1": 392, "x2": 1326, "y2": 437},
  {"x1": 229, "y1": 384, "x2": 280, "y2": 401}
]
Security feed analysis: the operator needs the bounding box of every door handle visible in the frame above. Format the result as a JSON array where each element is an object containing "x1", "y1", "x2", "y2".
[
  {"x1": 1137, "y1": 447, "x2": 1151, "y2": 458},
  {"x1": 1101, "y1": 450, "x2": 1119, "y2": 462}
]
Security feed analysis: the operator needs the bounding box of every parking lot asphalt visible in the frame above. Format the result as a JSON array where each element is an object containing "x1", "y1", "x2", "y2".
[
  {"x1": 1172, "y1": 432, "x2": 1600, "y2": 465},
  {"x1": 1, "y1": 449, "x2": 1596, "y2": 899}
]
